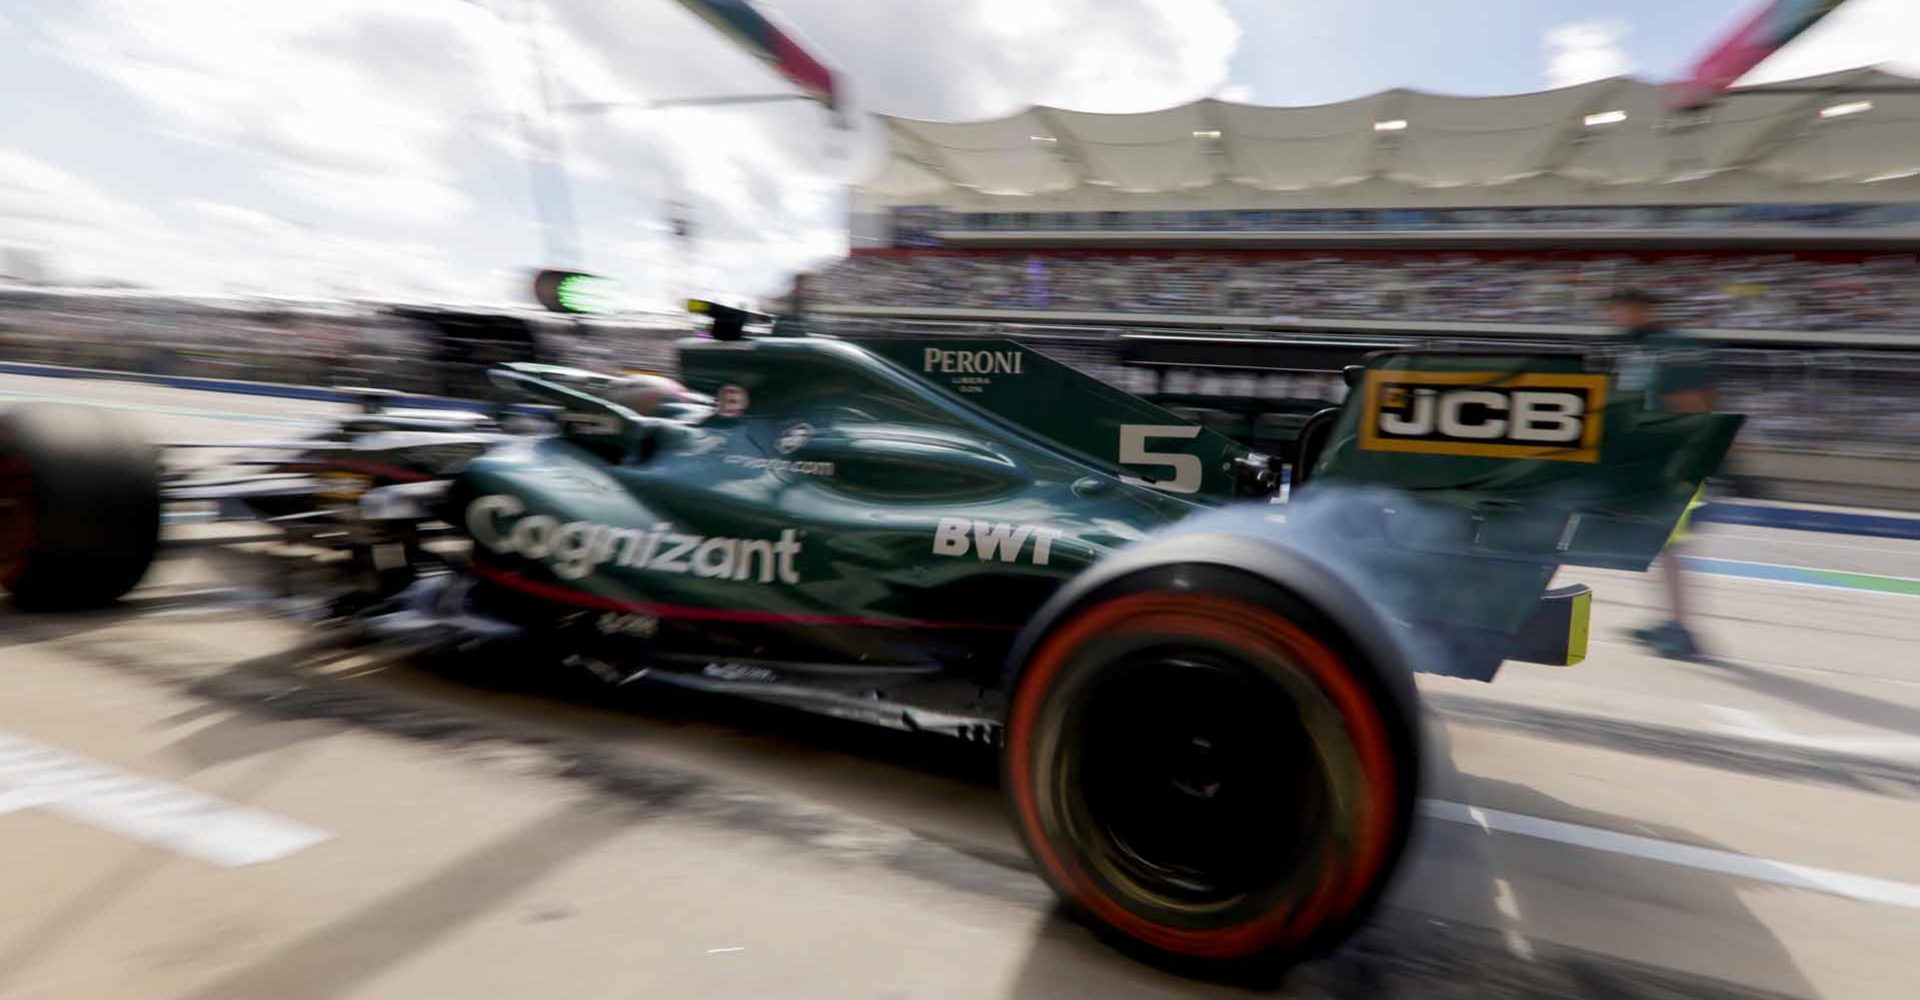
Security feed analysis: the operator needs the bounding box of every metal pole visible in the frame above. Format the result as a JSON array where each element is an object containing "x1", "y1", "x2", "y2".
[{"x1": 519, "y1": 0, "x2": 581, "y2": 268}]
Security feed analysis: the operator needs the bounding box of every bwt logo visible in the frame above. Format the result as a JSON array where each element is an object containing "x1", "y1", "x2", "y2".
[
  {"x1": 1360, "y1": 371, "x2": 1609, "y2": 462},
  {"x1": 923, "y1": 348, "x2": 1024, "y2": 376},
  {"x1": 931, "y1": 518, "x2": 1061, "y2": 566}
]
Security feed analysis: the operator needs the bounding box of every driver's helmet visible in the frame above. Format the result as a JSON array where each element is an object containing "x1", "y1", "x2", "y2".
[{"x1": 605, "y1": 373, "x2": 689, "y2": 416}]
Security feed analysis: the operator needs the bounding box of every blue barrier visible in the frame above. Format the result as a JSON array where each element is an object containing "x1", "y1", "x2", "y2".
[
  {"x1": 1697, "y1": 501, "x2": 1920, "y2": 541},
  {"x1": 0, "y1": 360, "x2": 491, "y2": 412}
]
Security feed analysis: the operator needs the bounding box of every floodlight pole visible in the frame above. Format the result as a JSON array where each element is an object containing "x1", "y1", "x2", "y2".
[
  {"x1": 495, "y1": 0, "x2": 838, "y2": 302},
  {"x1": 517, "y1": 0, "x2": 583, "y2": 269}
]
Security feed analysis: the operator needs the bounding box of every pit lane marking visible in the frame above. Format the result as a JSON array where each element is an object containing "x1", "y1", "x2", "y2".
[
  {"x1": 1423, "y1": 799, "x2": 1920, "y2": 909},
  {"x1": 1706, "y1": 707, "x2": 1920, "y2": 759},
  {"x1": 1431, "y1": 672, "x2": 1920, "y2": 762},
  {"x1": 0, "y1": 388, "x2": 326, "y2": 428},
  {"x1": 1680, "y1": 556, "x2": 1920, "y2": 597},
  {"x1": 0, "y1": 729, "x2": 332, "y2": 867},
  {"x1": 1704, "y1": 529, "x2": 1920, "y2": 557}
]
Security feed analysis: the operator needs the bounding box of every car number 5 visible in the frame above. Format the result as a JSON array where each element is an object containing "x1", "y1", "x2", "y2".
[{"x1": 1118, "y1": 424, "x2": 1203, "y2": 494}]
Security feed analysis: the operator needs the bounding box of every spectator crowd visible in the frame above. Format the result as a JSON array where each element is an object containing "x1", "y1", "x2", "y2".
[
  {"x1": 0, "y1": 288, "x2": 668, "y2": 394},
  {"x1": 815, "y1": 252, "x2": 1918, "y2": 333},
  {"x1": 895, "y1": 203, "x2": 1920, "y2": 243},
  {"x1": 6, "y1": 259, "x2": 1920, "y2": 451}
]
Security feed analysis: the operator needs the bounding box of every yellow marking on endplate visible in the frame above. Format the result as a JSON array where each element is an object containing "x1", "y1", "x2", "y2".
[{"x1": 1564, "y1": 588, "x2": 1592, "y2": 666}]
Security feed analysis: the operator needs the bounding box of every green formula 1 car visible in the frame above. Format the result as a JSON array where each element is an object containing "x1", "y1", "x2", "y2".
[{"x1": 0, "y1": 303, "x2": 1740, "y2": 976}]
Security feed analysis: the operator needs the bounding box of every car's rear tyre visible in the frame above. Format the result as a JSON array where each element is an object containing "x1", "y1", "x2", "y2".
[
  {"x1": 0, "y1": 404, "x2": 161, "y2": 610},
  {"x1": 1004, "y1": 565, "x2": 1418, "y2": 979},
  {"x1": 1288, "y1": 406, "x2": 1342, "y2": 492}
]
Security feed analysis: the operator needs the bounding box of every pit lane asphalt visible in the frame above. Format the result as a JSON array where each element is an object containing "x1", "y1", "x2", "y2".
[{"x1": 2, "y1": 372, "x2": 1918, "y2": 1000}]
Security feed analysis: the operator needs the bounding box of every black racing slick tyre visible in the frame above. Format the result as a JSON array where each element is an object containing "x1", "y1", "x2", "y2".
[
  {"x1": 1288, "y1": 406, "x2": 1342, "y2": 493},
  {"x1": 1003, "y1": 565, "x2": 1419, "y2": 979},
  {"x1": 0, "y1": 404, "x2": 161, "y2": 610}
]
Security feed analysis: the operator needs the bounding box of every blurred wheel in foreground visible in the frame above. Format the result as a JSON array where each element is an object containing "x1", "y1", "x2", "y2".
[
  {"x1": 1005, "y1": 567, "x2": 1419, "y2": 978},
  {"x1": 0, "y1": 404, "x2": 160, "y2": 610}
]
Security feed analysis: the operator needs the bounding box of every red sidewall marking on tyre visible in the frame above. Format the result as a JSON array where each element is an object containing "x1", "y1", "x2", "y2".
[
  {"x1": 1007, "y1": 592, "x2": 1401, "y2": 961},
  {"x1": 0, "y1": 458, "x2": 33, "y2": 590}
]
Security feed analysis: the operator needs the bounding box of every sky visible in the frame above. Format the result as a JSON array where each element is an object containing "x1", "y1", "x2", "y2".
[{"x1": 0, "y1": 0, "x2": 1915, "y2": 307}]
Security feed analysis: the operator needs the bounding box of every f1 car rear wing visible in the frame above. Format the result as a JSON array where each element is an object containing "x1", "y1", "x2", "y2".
[
  {"x1": 1310, "y1": 349, "x2": 1743, "y2": 573},
  {"x1": 1253, "y1": 349, "x2": 1740, "y2": 678}
]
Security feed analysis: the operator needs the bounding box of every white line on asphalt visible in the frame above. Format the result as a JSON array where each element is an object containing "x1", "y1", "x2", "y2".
[
  {"x1": 1705, "y1": 531, "x2": 1920, "y2": 556},
  {"x1": 1682, "y1": 573, "x2": 1920, "y2": 601},
  {"x1": 0, "y1": 730, "x2": 332, "y2": 867},
  {"x1": 1490, "y1": 877, "x2": 1536, "y2": 962},
  {"x1": 1710, "y1": 556, "x2": 1920, "y2": 583},
  {"x1": 1582, "y1": 567, "x2": 1920, "y2": 605},
  {"x1": 1578, "y1": 637, "x2": 1920, "y2": 688},
  {"x1": 1706, "y1": 707, "x2": 1920, "y2": 758},
  {"x1": 1422, "y1": 799, "x2": 1920, "y2": 910},
  {"x1": 1430, "y1": 672, "x2": 1920, "y2": 755}
]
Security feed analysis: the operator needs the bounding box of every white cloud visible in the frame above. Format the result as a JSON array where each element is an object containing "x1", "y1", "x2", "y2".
[
  {"x1": 1216, "y1": 83, "x2": 1255, "y2": 104},
  {"x1": 167, "y1": 198, "x2": 469, "y2": 299},
  {"x1": 0, "y1": 149, "x2": 180, "y2": 286},
  {"x1": 178, "y1": 199, "x2": 287, "y2": 238},
  {"x1": 20, "y1": 0, "x2": 863, "y2": 299},
  {"x1": 1739, "y1": 0, "x2": 1920, "y2": 83},
  {"x1": 44, "y1": 0, "x2": 513, "y2": 224},
  {"x1": 0, "y1": 149, "x2": 157, "y2": 233},
  {"x1": 0, "y1": 174, "x2": 462, "y2": 298},
  {"x1": 7, "y1": 0, "x2": 1241, "y2": 302},
  {"x1": 1544, "y1": 20, "x2": 1632, "y2": 89},
  {"x1": 766, "y1": 0, "x2": 1241, "y2": 117},
  {"x1": 976, "y1": 0, "x2": 1240, "y2": 113}
]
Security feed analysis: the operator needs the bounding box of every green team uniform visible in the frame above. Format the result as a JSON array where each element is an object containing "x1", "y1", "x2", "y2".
[
  {"x1": 1614, "y1": 325, "x2": 1715, "y2": 542},
  {"x1": 1614, "y1": 325, "x2": 1714, "y2": 412}
]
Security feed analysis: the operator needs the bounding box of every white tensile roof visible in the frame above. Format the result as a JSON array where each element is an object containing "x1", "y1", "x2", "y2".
[{"x1": 863, "y1": 70, "x2": 1920, "y2": 206}]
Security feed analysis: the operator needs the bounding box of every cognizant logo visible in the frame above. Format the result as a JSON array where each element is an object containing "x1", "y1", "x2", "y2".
[{"x1": 466, "y1": 495, "x2": 801, "y2": 584}]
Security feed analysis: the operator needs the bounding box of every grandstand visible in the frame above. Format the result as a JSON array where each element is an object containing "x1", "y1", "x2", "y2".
[
  {"x1": 815, "y1": 250, "x2": 1915, "y2": 336},
  {"x1": 0, "y1": 286, "x2": 677, "y2": 395},
  {"x1": 813, "y1": 69, "x2": 1920, "y2": 458},
  {"x1": 826, "y1": 70, "x2": 1919, "y2": 342},
  {"x1": 4, "y1": 71, "x2": 1918, "y2": 460}
]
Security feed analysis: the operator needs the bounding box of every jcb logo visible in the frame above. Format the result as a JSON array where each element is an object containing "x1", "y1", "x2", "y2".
[{"x1": 1360, "y1": 371, "x2": 1608, "y2": 462}]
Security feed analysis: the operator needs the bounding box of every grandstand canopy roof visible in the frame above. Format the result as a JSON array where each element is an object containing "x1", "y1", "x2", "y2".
[{"x1": 861, "y1": 70, "x2": 1920, "y2": 208}]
